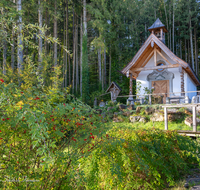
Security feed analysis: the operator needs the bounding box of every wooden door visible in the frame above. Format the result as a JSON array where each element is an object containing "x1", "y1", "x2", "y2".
[{"x1": 152, "y1": 80, "x2": 169, "y2": 104}]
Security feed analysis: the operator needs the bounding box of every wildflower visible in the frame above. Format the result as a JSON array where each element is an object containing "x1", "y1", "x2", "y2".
[
  {"x1": 36, "y1": 97, "x2": 40, "y2": 100},
  {"x1": 91, "y1": 122, "x2": 93, "y2": 125},
  {"x1": 2, "y1": 119, "x2": 5, "y2": 121},
  {"x1": 6, "y1": 118, "x2": 9, "y2": 120},
  {"x1": 0, "y1": 130, "x2": 1, "y2": 132},
  {"x1": 21, "y1": 92, "x2": 23, "y2": 94},
  {"x1": 17, "y1": 161, "x2": 19, "y2": 163},
  {"x1": 90, "y1": 133, "x2": 93, "y2": 135},
  {"x1": 84, "y1": 139, "x2": 87, "y2": 141},
  {"x1": 52, "y1": 118, "x2": 54, "y2": 121}
]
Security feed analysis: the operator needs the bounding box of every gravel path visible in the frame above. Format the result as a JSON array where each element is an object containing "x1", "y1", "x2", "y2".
[{"x1": 184, "y1": 168, "x2": 200, "y2": 189}]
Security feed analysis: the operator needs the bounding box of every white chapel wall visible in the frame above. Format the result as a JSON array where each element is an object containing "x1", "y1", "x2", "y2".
[
  {"x1": 184, "y1": 72, "x2": 197, "y2": 99},
  {"x1": 136, "y1": 50, "x2": 182, "y2": 96}
]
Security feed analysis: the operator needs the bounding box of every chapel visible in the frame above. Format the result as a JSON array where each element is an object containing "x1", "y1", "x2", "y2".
[{"x1": 121, "y1": 18, "x2": 200, "y2": 104}]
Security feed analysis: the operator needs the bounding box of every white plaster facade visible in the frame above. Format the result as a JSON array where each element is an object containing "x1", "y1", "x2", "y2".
[{"x1": 136, "y1": 50, "x2": 197, "y2": 99}]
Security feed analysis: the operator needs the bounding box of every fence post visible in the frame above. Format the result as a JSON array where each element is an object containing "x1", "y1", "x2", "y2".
[
  {"x1": 94, "y1": 97, "x2": 97, "y2": 107},
  {"x1": 164, "y1": 107, "x2": 168, "y2": 130},
  {"x1": 149, "y1": 94, "x2": 151, "y2": 105},
  {"x1": 192, "y1": 106, "x2": 197, "y2": 132}
]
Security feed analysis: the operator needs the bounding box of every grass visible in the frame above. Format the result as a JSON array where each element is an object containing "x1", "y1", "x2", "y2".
[{"x1": 111, "y1": 120, "x2": 200, "y2": 131}]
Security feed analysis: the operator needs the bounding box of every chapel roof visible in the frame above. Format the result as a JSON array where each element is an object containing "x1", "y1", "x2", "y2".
[
  {"x1": 121, "y1": 33, "x2": 200, "y2": 86},
  {"x1": 148, "y1": 18, "x2": 168, "y2": 33}
]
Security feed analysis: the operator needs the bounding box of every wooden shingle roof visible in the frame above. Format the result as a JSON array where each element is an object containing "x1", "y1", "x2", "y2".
[
  {"x1": 148, "y1": 18, "x2": 168, "y2": 33},
  {"x1": 106, "y1": 82, "x2": 122, "y2": 93}
]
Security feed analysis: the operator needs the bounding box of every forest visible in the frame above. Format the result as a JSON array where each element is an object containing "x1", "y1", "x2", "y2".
[
  {"x1": 0, "y1": 0, "x2": 200, "y2": 103},
  {"x1": 1, "y1": 1, "x2": 200, "y2": 189}
]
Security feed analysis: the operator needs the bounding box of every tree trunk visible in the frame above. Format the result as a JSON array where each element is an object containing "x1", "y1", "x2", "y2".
[
  {"x1": 54, "y1": 0, "x2": 57, "y2": 67},
  {"x1": 65, "y1": 0, "x2": 68, "y2": 88},
  {"x1": 98, "y1": 48, "x2": 101, "y2": 85},
  {"x1": 169, "y1": 1, "x2": 171, "y2": 51},
  {"x1": 72, "y1": 8, "x2": 76, "y2": 93},
  {"x1": 194, "y1": 27, "x2": 198, "y2": 75},
  {"x1": 76, "y1": 17, "x2": 79, "y2": 93},
  {"x1": 82, "y1": 0, "x2": 89, "y2": 103},
  {"x1": 83, "y1": 0, "x2": 87, "y2": 35},
  {"x1": 80, "y1": 13, "x2": 83, "y2": 96},
  {"x1": 44, "y1": 7, "x2": 48, "y2": 53},
  {"x1": 163, "y1": 0, "x2": 169, "y2": 46},
  {"x1": 185, "y1": 39, "x2": 187, "y2": 62},
  {"x1": 188, "y1": 39, "x2": 190, "y2": 65},
  {"x1": 62, "y1": 4, "x2": 66, "y2": 88},
  {"x1": 109, "y1": 48, "x2": 111, "y2": 85},
  {"x1": 104, "y1": 44, "x2": 106, "y2": 89},
  {"x1": 189, "y1": 8, "x2": 194, "y2": 70},
  {"x1": 180, "y1": 39, "x2": 182, "y2": 59},
  {"x1": 3, "y1": 37, "x2": 7, "y2": 75},
  {"x1": 38, "y1": 0, "x2": 43, "y2": 68},
  {"x1": 102, "y1": 53, "x2": 104, "y2": 91},
  {"x1": 145, "y1": 23, "x2": 147, "y2": 40},
  {"x1": 17, "y1": 0, "x2": 23, "y2": 74},
  {"x1": 172, "y1": 0, "x2": 174, "y2": 53},
  {"x1": 11, "y1": 24, "x2": 15, "y2": 71}
]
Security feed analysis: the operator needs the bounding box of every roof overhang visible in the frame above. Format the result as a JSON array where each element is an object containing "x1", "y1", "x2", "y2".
[{"x1": 121, "y1": 34, "x2": 200, "y2": 86}]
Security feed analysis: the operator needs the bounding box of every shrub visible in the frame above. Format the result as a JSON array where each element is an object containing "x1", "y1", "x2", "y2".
[
  {"x1": 0, "y1": 79, "x2": 109, "y2": 189},
  {"x1": 78, "y1": 127, "x2": 200, "y2": 189}
]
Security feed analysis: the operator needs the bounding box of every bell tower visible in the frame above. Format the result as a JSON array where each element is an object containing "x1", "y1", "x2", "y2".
[{"x1": 148, "y1": 18, "x2": 168, "y2": 44}]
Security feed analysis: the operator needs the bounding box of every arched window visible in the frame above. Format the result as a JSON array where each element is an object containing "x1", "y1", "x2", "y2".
[{"x1": 156, "y1": 62, "x2": 165, "y2": 72}]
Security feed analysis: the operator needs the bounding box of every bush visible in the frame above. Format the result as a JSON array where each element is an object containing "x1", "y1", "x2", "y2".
[
  {"x1": 0, "y1": 79, "x2": 109, "y2": 189},
  {"x1": 78, "y1": 127, "x2": 200, "y2": 189}
]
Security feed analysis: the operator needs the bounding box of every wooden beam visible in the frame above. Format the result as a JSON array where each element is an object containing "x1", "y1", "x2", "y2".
[
  {"x1": 156, "y1": 49, "x2": 172, "y2": 65},
  {"x1": 129, "y1": 70, "x2": 138, "y2": 78},
  {"x1": 132, "y1": 63, "x2": 180, "y2": 72},
  {"x1": 141, "y1": 50, "x2": 154, "y2": 67},
  {"x1": 154, "y1": 47, "x2": 157, "y2": 66},
  {"x1": 156, "y1": 46, "x2": 161, "y2": 52}
]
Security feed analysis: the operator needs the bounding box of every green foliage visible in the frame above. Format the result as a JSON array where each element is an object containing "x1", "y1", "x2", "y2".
[
  {"x1": 0, "y1": 69, "x2": 110, "y2": 189},
  {"x1": 78, "y1": 127, "x2": 200, "y2": 189}
]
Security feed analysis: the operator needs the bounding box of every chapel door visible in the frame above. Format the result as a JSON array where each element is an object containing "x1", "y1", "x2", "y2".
[{"x1": 152, "y1": 80, "x2": 169, "y2": 104}]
